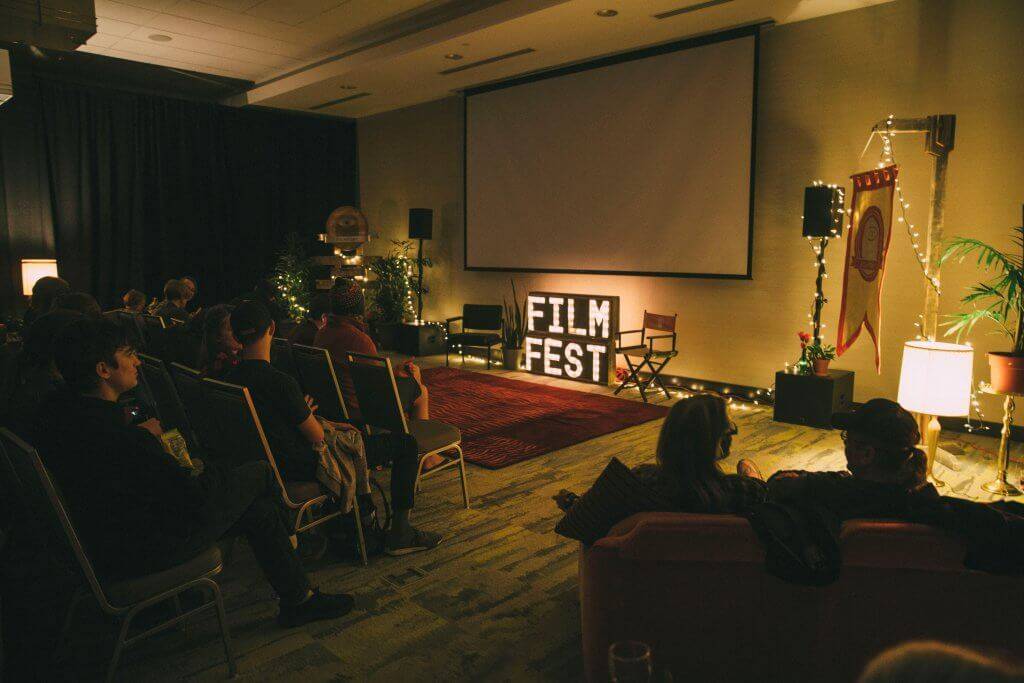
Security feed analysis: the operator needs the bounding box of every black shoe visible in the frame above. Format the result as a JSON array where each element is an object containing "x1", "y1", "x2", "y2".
[
  {"x1": 384, "y1": 527, "x2": 443, "y2": 556},
  {"x1": 277, "y1": 588, "x2": 355, "y2": 628}
]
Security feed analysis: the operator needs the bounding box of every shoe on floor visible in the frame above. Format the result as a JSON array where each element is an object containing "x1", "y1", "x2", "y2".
[
  {"x1": 385, "y1": 527, "x2": 443, "y2": 557},
  {"x1": 277, "y1": 588, "x2": 355, "y2": 628}
]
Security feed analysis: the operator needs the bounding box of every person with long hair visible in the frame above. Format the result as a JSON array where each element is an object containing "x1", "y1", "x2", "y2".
[
  {"x1": 22, "y1": 276, "x2": 70, "y2": 327},
  {"x1": 197, "y1": 304, "x2": 241, "y2": 378},
  {"x1": 554, "y1": 393, "x2": 766, "y2": 515}
]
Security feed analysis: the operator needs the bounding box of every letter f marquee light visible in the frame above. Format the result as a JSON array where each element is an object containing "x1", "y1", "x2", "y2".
[{"x1": 524, "y1": 292, "x2": 619, "y2": 385}]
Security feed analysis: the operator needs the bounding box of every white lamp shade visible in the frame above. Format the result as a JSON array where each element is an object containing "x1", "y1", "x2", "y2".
[
  {"x1": 20, "y1": 259, "x2": 59, "y2": 296},
  {"x1": 897, "y1": 340, "x2": 973, "y2": 417}
]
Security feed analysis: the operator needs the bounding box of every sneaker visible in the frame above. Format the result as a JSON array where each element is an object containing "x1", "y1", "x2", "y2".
[
  {"x1": 384, "y1": 528, "x2": 443, "y2": 557},
  {"x1": 277, "y1": 588, "x2": 355, "y2": 628},
  {"x1": 736, "y1": 458, "x2": 764, "y2": 481}
]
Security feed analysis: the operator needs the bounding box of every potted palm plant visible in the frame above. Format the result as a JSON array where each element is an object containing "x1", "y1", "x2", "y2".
[
  {"x1": 501, "y1": 279, "x2": 527, "y2": 370},
  {"x1": 942, "y1": 219, "x2": 1024, "y2": 394}
]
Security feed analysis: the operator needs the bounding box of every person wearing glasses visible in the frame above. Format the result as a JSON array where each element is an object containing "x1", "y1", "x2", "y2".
[
  {"x1": 738, "y1": 399, "x2": 935, "y2": 520},
  {"x1": 554, "y1": 393, "x2": 765, "y2": 514}
]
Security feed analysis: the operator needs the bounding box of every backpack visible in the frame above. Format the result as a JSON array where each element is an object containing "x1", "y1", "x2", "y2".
[{"x1": 745, "y1": 502, "x2": 841, "y2": 586}]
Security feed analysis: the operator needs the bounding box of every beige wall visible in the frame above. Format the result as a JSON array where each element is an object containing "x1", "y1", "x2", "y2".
[{"x1": 358, "y1": 0, "x2": 1024, "y2": 411}]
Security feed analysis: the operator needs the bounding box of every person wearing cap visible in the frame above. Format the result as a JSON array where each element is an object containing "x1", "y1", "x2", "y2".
[
  {"x1": 225, "y1": 300, "x2": 443, "y2": 556},
  {"x1": 738, "y1": 399, "x2": 936, "y2": 520}
]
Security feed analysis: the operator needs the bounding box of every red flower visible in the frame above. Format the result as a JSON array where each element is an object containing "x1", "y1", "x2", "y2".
[{"x1": 797, "y1": 331, "x2": 812, "y2": 343}]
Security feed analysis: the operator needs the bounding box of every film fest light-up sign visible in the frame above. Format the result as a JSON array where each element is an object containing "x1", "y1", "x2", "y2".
[{"x1": 524, "y1": 292, "x2": 619, "y2": 385}]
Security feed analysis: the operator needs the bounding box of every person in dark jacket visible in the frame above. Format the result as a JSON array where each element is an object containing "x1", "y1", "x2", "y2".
[
  {"x1": 288, "y1": 293, "x2": 331, "y2": 347},
  {"x1": 22, "y1": 276, "x2": 70, "y2": 327},
  {"x1": 154, "y1": 279, "x2": 190, "y2": 324}
]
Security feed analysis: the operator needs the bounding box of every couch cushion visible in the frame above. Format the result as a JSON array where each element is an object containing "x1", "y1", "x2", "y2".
[
  {"x1": 840, "y1": 519, "x2": 966, "y2": 571},
  {"x1": 105, "y1": 545, "x2": 222, "y2": 607}
]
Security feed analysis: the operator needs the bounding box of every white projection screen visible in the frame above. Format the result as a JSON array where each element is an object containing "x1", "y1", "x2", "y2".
[{"x1": 465, "y1": 27, "x2": 759, "y2": 278}]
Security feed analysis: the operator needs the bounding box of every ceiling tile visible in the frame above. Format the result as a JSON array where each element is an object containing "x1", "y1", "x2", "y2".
[
  {"x1": 96, "y1": 16, "x2": 143, "y2": 37},
  {"x1": 123, "y1": 25, "x2": 300, "y2": 67},
  {"x1": 245, "y1": 0, "x2": 350, "y2": 27},
  {"x1": 194, "y1": 0, "x2": 263, "y2": 11},
  {"x1": 95, "y1": 0, "x2": 159, "y2": 24},
  {"x1": 85, "y1": 32, "x2": 124, "y2": 48},
  {"x1": 146, "y1": 13, "x2": 221, "y2": 38},
  {"x1": 114, "y1": 37, "x2": 268, "y2": 76},
  {"x1": 163, "y1": 0, "x2": 317, "y2": 44},
  {"x1": 114, "y1": 0, "x2": 180, "y2": 11}
]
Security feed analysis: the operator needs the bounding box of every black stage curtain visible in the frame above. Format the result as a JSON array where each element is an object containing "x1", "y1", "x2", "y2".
[{"x1": 1, "y1": 57, "x2": 357, "y2": 311}]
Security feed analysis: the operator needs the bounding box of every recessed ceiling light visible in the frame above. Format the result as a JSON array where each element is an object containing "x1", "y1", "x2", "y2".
[
  {"x1": 444, "y1": 52, "x2": 463, "y2": 60},
  {"x1": 595, "y1": 8, "x2": 618, "y2": 17},
  {"x1": 149, "y1": 34, "x2": 172, "y2": 42}
]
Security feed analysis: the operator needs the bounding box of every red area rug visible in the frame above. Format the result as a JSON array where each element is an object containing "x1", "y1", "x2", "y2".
[{"x1": 422, "y1": 367, "x2": 669, "y2": 469}]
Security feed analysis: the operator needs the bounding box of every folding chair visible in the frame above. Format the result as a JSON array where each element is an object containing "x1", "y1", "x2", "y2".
[
  {"x1": 345, "y1": 351, "x2": 470, "y2": 508},
  {"x1": 168, "y1": 362, "x2": 212, "y2": 454},
  {"x1": 199, "y1": 378, "x2": 367, "y2": 565},
  {"x1": 138, "y1": 354, "x2": 201, "y2": 452},
  {"x1": 614, "y1": 311, "x2": 679, "y2": 403},
  {"x1": 291, "y1": 344, "x2": 349, "y2": 423},
  {"x1": 271, "y1": 337, "x2": 304, "y2": 391},
  {"x1": 114, "y1": 311, "x2": 146, "y2": 351},
  {"x1": 445, "y1": 304, "x2": 503, "y2": 369},
  {"x1": 0, "y1": 429, "x2": 235, "y2": 683},
  {"x1": 140, "y1": 314, "x2": 167, "y2": 356}
]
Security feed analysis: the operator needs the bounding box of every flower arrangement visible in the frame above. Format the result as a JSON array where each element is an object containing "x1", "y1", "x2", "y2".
[{"x1": 795, "y1": 331, "x2": 836, "y2": 374}]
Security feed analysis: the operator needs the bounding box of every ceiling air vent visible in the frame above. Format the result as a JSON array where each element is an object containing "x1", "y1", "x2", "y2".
[
  {"x1": 439, "y1": 48, "x2": 535, "y2": 76},
  {"x1": 654, "y1": 0, "x2": 735, "y2": 20},
  {"x1": 310, "y1": 92, "x2": 372, "y2": 111}
]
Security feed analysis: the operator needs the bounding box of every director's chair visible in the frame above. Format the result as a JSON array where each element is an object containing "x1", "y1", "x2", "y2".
[{"x1": 614, "y1": 311, "x2": 678, "y2": 402}]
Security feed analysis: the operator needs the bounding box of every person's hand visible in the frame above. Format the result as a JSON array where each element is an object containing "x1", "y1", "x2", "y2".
[
  {"x1": 305, "y1": 395, "x2": 319, "y2": 414},
  {"x1": 402, "y1": 361, "x2": 422, "y2": 384},
  {"x1": 138, "y1": 418, "x2": 164, "y2": 437},
  {"x1": 553, "y1": 489, "x2": 579, "y2": 512}
]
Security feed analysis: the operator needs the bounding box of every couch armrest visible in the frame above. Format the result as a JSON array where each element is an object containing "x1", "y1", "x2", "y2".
[
  {"x1": 590, "y1": 512, "x2": 763, "y2": 563},
  {"x1": 840, "y1": 520, "x2": 966, "y2": 572}
]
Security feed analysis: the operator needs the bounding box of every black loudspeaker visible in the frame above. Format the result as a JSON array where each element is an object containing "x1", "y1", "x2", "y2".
[
  {"x1": 409, "y1": 208, "x2": 433, "y2": 240},
  {"x1": 773, "y1": 369, "x2": 854, "y2": 429},
  {"x1": 802, "y1": 186, "x2": 845, "y2": 238}
]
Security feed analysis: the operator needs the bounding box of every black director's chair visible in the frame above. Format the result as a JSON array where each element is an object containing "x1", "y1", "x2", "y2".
[{"x1": 614, "y1": 311, "x2": 678, "y2": 403}]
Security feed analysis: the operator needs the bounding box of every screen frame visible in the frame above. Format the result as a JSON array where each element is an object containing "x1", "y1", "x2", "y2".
[{"x1": 462, "y1": 23, "x2": 761, "y2": 280}]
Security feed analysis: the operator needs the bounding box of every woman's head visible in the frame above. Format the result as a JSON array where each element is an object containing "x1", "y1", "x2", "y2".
[
  {"x1": 201, "y1": 305, "x2": 240, "y2": 359},
  {"x1": 30, "y1": 276, "x2": 70, "y2": 313},
  {"x1": 832, "y1": 399, "x2": 925, "y2": 488},
  {"x1": 655, "y1": 393, "x2": 737, "y2": 510}
]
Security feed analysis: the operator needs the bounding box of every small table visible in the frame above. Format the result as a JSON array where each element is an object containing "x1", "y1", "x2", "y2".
[{"x1": 980, "y1": 383, "x2": 1022, "y2": 497}]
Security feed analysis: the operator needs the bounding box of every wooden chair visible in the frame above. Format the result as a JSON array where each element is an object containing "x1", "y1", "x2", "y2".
[
  {"x1": 0, "y1": 429, "x2": 235, "y2": 682},
  {"x1": 614, "y1": 311, "x2": 678, "y2": 402},
  {"x1": 445, "y1": 304, "x2": 503, "y2": 369},
  {"x1": 291, "y1": 344, "x2": 349, "y2": 423},
  {"x1": 345, "y1": 351, "x2": 470, "y2": 508},
  {"x1": 199, "y1": 378, "x2": 367, "y2": 565},
  {"x1": 138, "y1": 354, "x2": 201, "y2": 452},
  {"x1": 271, "y1": 337, "x2": 304, "y2": 391}
]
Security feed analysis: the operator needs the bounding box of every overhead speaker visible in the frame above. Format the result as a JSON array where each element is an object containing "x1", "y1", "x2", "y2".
[
  {"x1": 409, "y1": 208, "x2": 433, "y2": 240},
  {"x1": 802, "y1": 186, "x2": 845, "y2": 238}
]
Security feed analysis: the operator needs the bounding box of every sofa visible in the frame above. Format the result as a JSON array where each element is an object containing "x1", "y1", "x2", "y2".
[{"x1": 579, "y1": 512, "x2": 1024, "y2": 682}]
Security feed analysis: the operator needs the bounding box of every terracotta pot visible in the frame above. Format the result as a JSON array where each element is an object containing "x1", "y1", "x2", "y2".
[
  {"x1": 988, "y1": 351, "x2": 1024, "y2": 394},
  {"x1": 812, "y1": 358, "x2": 831, "y2": 377}
]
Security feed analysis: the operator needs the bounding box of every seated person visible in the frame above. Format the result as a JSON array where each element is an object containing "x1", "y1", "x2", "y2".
[
  {"x1": 52, "y1": 291, "x2": 102, "y2": 319},
  {"x1": 554, "y1": 393, "x2": 766, "y2": 515},
  {"x1": 121, "y1": 289, "x2": 147, "y2": 314},
  {"x1": 154, "y1": 279, "x2": 190, "y2": 324},
  {"x1": 288, "y1": 293, "x2": 330, "y2": 347},
  {"x1": 180, "y1": 275, "x2": 199, "y2": 312},
  {"x1": 198, "y1": 304, "x2": 241, "y2": 378},
  {"x1": 738, "y1": 398, "x2": 937, "y2": 520},
  {"x1": 31, "y1": 318, "x2": 354, "y2": 627},
  {"x1": 224, "y1": 301, "x2": 442, "y2": 555},
  {"x1": 22, "y1": 276, "x2": 70, "y2": 327}
]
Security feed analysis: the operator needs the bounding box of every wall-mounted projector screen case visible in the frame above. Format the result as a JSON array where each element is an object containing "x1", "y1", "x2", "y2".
[{"x1": 464, "y1": 25, "x2": 759, "y2": 279}]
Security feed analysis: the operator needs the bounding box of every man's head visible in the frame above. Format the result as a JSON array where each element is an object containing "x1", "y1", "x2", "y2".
[
  {"x1": 52, "y1": 318, "x2": 139, "y2": 398},
  {"x1": 180, "y1": 276, "x2": 197, "y2": 303},
  {"x1": 163, "y1": 279, "x2": 187, "y2": 305},
  {"x1": 123, "y1": 289, "x2": 146, "y2": 312},
  {"x1": 230, "y1": 300, "x2": 275, "y2": 348},
  {"x1": 30, "y1": 276, "x2": 70, "y2": 312},
  {"x1": 52, "y1": 291, "x2": 102, "y2": 319},
  {"x1": 328, "y1": 279, "x2": 365, "y2": 318},
  {"x1": 832, "y1": 399, "x2": 922, "y2": 480},
  {"x1": 308, "y1": 293, "x2": 331, "y2": 326}
]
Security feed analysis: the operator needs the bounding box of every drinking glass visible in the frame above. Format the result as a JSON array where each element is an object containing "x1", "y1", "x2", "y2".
[{"x1": 609, "y1": 640, "x2": 653, "y2": 682}]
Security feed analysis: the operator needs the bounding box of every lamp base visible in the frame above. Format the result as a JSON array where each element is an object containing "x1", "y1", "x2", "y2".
[{"x1": 982, "y1": 480, "x2": 1022, "y2": 496}]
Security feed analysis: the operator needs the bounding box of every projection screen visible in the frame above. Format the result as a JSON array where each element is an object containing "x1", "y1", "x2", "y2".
[{"x1": 464, "y1": 26, "x2": 759, "y2": 278}]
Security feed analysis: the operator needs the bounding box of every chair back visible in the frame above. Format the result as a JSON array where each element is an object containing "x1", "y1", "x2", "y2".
[
  {"x1": 199, "y1": 378, "x2": 283, "y2": 474},
  {"x1": 141, "y1": 314, "x2": 167, "y2": 355},
  {"x1": 0, "y1": 429, "x2": 118, "y2": 613},
  {"x1": 462, "y1": 304, "x2": 503, "y2": 332},
  {"x1": 169, "y1": 362, "x2": 211, "y2": 452},
  {"x1": 115, "y1": 311, "x2": 146, "y2": 350},
  {"x1": 344, "y1": 352, "x2": 408, "y2": 434},
  {"x1": 643, "y1": 311, "x2": 676, "y2": 333},
  {"x1": 291, "y1": 344, "x2": 348, "y2": 422},
  {"x1": 270, "y1": 338, "x2": 303, "y2": 391},
  {"x1": 138, "y1": 354, "x2": 200, "y2": 451}
]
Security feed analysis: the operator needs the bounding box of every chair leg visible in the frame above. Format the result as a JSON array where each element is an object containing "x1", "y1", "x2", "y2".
[
  {"x1": 445, "y1": 345, "x2": 450, "y2": 367},
  {"x1": 414, "y1": 455, "x2": 426, "y2": 494},
  {"x1": 455, "y1": 445, "x2": 470, "y2": 509},
  {"x1": 351, "y1": 494, "x2": 368, "y2": 567},
  {"x1": 106, "y1": 612, "x2": 134, "y2": 683},
  {"x1": 209, "y1": 581, "x2": 238, "y2": 678},
  {"x1": 57, "y1": 589, "x2": 88, "y2": 660}
]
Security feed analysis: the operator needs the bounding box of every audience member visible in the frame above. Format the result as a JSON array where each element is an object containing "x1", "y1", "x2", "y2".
[
  {"x1": 52, "y1": 291, "x2": 102, "y2": 319},
  {"x1": 738, "y1": 399, "x2": 936, "y2": 520},
  {"x1": 288, "y1": 293, "x2": 331, "y2": 346},
  {"x1": 859, "y1": 641, "x2": 1024, "y2": 683},
  {"x1": 31, "y1": 317, "x2": 355, "y2": 627},
  {"x1": 554, "y1": 393, "x2": 765, "y2": 515},
  {"x1": 225, "y1": 301, "x2": 441, "y2": 555},
  {"x1": 122, "y1": 289, "x2": 147, "y2": 313},
  {"x1": 181, "y1": 275, "x2": 199, "y2": 310},
  {"x1": 198, "y1": 304, "x2": 241, "y2": 378},
  {"x1": 154, "y1": 279, "x2": 190, "y2": 323},
  {"x1": 22, "y1": 276, "x2": 70, "y2": 327}
]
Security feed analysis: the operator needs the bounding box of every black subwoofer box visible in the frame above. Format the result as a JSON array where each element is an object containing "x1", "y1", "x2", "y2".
[{"x1": 773, "y1": 369, "x2": 855, "y2": 429}]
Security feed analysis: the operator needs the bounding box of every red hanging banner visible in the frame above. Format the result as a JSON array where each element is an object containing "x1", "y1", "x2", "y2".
[{"x1": 836, "y1": 165, "x2": 898, "y2": 372}]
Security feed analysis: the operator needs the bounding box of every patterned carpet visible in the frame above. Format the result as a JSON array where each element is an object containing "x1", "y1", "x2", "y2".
[
  {"x1": 52, "y1": 357, "x2": 1021, "y2": 681},
  {"x1": 422, "y1": 367, "x2": 668, "y2": 468}
]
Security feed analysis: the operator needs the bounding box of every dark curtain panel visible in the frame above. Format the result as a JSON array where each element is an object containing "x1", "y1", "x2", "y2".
[{"x1": 24, "y1": 77, "x2": 356, "y2": 308}]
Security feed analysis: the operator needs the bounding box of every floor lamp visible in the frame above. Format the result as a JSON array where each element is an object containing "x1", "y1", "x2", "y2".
[
  {"x1": 897, "y1": 340, "x2": 973, "y2": 487},
  {"x1": 408, "y1": 208, "x2": 433, "y2": 324}
]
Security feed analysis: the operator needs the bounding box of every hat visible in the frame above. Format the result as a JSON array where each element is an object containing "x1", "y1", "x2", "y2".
[
  {"x1": 329, "y1": 278, "x2": 365, "y2": 317},
  {"x1": 832, "y1": 398, "x2": 919, "y2": 448},
  {"x1": 230, "y1": 300, "x2": 272, "y2": 345}
]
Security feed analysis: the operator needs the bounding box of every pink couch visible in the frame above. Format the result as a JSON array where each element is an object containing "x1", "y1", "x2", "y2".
[{"x1": 580, "y1": 512, "x2": 1024, "y2": 682}]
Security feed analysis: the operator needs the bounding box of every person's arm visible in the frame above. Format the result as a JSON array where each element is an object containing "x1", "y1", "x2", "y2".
[{"x1": 280, "y1": 374, "x2": 324, "y2": 445}]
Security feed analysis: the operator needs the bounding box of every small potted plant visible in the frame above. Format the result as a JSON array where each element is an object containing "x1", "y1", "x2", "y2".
[
  {"x1": 794, "y1": 331, "x2": 835, "y2": 376},
  {"x1": 942, "y1": 219, "x2": 1024, "y2": 394},
  {"x1": 501, "y1": 279, "x2": 527, "y2": 370}
]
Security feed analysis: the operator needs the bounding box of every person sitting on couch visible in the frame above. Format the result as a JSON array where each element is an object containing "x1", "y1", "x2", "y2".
[
  {"x1": 737, "y1": 398, "x2": 938, "y2": 520},
  {"x1": 554, "y1": 393, "x2": 766, "y2": 516}
]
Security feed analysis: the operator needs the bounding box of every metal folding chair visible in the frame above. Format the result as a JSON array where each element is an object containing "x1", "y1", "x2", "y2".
[
  {"x1": 445, "y1": 304, "x2": 503, "y2": 369},
  {"x1": 140, "y1": 314, "x2": 167, "y2": 356},
  {"x1": 614, "y1": 311, "x2": 679, "y2": 402},
  {"x1": 168, "y1": 362, "x2": 212, "y2": 454},
  {"x1": 270, "y1": 338, "x2": 304, "y2": 391},
  {"x1": 345, "y1": 351, "x2": 470, "y2": 508},
  {"x1": 290, "y1": 344, "x2": 349, "y2": 424},
  {"x1": 114, "y1": 311, "x2": 146, "y2": 351},
  {"x1": 138, "y1": 354, "x2": 201, "y2": 452},
  {"x1": 0, "y1": 429, "x2": 235, "y2": 683}
]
